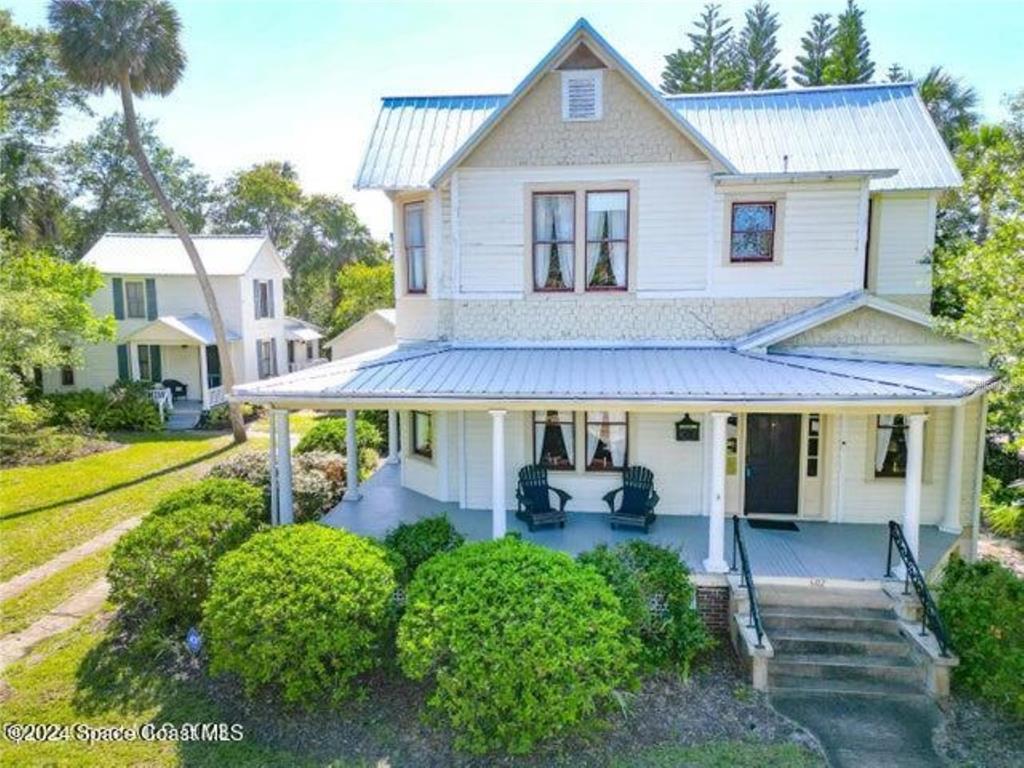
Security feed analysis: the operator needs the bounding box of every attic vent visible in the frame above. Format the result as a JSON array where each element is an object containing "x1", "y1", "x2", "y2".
[{"x1": 561, "y1": 70, "x2": 602, "y2": 122}]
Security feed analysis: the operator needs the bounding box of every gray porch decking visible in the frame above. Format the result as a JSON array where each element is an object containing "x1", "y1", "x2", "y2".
[{"x1": 322, "y1": 464, "x2": 959, "y2": 580}]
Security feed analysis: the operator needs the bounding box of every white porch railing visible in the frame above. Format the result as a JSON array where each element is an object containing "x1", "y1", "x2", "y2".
[
  {"x1": 150, "y1": 387, "x2": 173, "y2": 422},
  {"x1": 289, "y1": 357, "x2": 328, "y2": 373},
  {"x1": 204, "y1": 385, "x2": 226, "y2": 409}
]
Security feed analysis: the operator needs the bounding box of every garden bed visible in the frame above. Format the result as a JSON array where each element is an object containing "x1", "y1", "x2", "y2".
[{"x1": 0, "y1": 428, "x2": 122, "y2": 468}]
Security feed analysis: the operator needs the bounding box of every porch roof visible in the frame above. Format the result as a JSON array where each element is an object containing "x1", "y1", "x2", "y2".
[
  {"x1": 123, "y1": 314, "x2": 242, "y2": 345},
  {"x1": 231, "y1": 343, "x2": 996, "y2": 408}
]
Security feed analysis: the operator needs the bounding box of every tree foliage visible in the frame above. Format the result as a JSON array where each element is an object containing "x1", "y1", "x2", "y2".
[
  {"x1": 822, "y1": 0, "x2": 874, "y2": 84},
  {"x1": 332, "y1": 260, "x2": 395, "y2": 334},
  {"x1": 211, "y1": 161, "x2": 303, "y2": 250},
  {"x1": 661, "y1": 3, "x2": 743, "y2": 94},
  {"x1": 793, "y1": 13, "x2": 834, "y2": 87},
  {"x1": 736, "y1": 2, "x2": 786, "y2": 90},
  {"x1": 887, "y1": 65, "x2": 979, "y2": 149}
]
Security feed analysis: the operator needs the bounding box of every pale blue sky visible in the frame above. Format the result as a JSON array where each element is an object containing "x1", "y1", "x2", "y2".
[{"x1": 9, "y1": 0, "x2": 1024, "y2": 238}]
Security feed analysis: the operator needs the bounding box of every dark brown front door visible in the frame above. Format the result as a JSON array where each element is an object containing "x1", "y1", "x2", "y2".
[{"x1": 744, "y1": 414, "x2": 801, "y2": 515}]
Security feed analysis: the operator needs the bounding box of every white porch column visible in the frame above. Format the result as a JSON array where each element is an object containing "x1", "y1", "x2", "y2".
[
  {"x1": 941, "y1": 404, "x2": 966, "y2": 533},
  {"x1": 344, "y1": 408, "x2": 361, "y2": 501},
  {"x1": 268, "y1": 409, "x2": 278, "y2": 525},
  {"x1": 273, "y1": 409, "x2": 293, "y2": 525},
  {"x1": 968, "y1": 395, "x2": 988, "y2": 562},
  {"x1": 489, "y1": 409, "x2": 507, "y2": 539},
  {"x1": 198, "y1": 345, "x2": 209, "y2": 409},
  {"x1": 386, "y1": 409, "x2": 399, "y2": 464},
  {"x1": 703, "y1": 411, "x2": 730, "y2": 574},
  {"x1": 901, "y1": 413, "x2": 928, "y2": 564}
]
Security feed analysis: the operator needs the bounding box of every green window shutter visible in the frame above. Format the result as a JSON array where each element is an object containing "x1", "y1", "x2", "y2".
[
  {"x1": 112, "y1": 278, "x2": 124, "y2": 320},
  {"x1": 271, "y1": 337, "x2": 278, "y2": 375},
  {"x1": 268, "y1": 279, "x2": 275, "y2": 318},
  {"x1": 116, "y1": 344, "x2": 129, "y2": 380},
  {"x1": 145, "y1": 278, "x2": 158, "y2": 320},
  {"x1": 150, "y1": 345, "x2": 162, "y2": 382}
]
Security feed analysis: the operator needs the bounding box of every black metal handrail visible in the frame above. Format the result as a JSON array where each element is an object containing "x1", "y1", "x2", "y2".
[
  {"x1": 730, "y1": 515, "x2": 764, "y2": 648},
  {"x1": 885, "y1": 520, "x2": 952, "y2": 657}
]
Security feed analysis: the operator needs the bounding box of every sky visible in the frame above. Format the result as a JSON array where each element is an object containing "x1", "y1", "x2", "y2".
[{"x1": 8, "y1": 0, "x2": 1024, "y2": 240}]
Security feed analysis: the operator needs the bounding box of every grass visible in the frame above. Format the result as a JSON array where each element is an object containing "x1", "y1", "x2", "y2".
[
  {"x1": 249, "y1": 409, "x2": 323, "y2": 438},
  {"x1": 611, "y1": 741, "x2": 823, "y2": 767},
  {"x1": 0, "y1": 547, "x2": 113, "y2": 635},
  {"x1": 0, "y1": 431, "x2": 261, "y2": 580}
]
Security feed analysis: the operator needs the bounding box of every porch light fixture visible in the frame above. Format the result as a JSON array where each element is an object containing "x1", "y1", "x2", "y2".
[{"x1": 675, "y1": 413, "x2": 700, "y2": 442}]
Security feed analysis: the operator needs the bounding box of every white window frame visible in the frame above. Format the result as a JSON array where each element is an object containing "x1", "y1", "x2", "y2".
[
  {"x1": 124, "y1": 279, "x2": 146, "y2": 318},
  {"x1": 255, "y1": 280, "x2": 273, "y2": 319}
]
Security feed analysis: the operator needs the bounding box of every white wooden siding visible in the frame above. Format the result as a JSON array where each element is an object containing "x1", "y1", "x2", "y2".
[{"x1": 870, "y1": 192, "x2": 935, "y2": 296}]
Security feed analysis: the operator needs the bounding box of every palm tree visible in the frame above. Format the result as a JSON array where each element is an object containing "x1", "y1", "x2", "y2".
[{"x1": 48, "y1": 0, "x2": 246, "y2": 443}]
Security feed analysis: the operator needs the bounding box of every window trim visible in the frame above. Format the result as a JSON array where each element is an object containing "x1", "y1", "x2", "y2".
[
  {"x1": 532, "y1": 410, "x2": 576, "y2": 470},
  {"x1": 255, "y1": 280, "x2": 273, "y2": 319},
  {"x1": 124, "y1": 279, "x2": 147, "y2": 318},
  {"x1": 531, "y1": 192, "x2": 576, "y2": 293},
  {"x1": 403, "y1": 200, "x2": 427, "y2": 295},
  {"x1": 873, "y1": 414, "x2": 910, "y2": 479},
  {"x1": 729, "y1": 201, "x2": 777, "y2": 263},
  {"x1": 583, "y1": 411, "x2": 629, "y2": 473},
  {"x1": 806, "y1": 413, "x2": 821, "y2": 478},
  {"x1": 257, "y1": 339, "x2": 275, "y2": 379},
  {"x1": 411, "y1": 410, "x2": 433, "y2": 459},
  {"x1": 584, "y1": 189, "x2": 630, "y2": 292}
]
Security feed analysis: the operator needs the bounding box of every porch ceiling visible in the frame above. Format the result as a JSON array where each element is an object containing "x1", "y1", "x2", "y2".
[{"x1": 231, "y1": 342, "x2": 995, "y2": 409}]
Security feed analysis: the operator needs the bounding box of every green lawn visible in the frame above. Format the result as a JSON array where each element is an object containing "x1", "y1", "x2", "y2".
[
  {"x1": 0, "y1": 431, "x2": 254, "y2": 580},
  {"x1": 249, "y1": 409, "x2": 329, "y2": 438}
]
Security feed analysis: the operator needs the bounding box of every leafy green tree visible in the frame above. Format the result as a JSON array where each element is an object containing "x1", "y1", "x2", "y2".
[
  {"x1": 0, "y1": 238, "x2": 115, "y2": 410},
  {"x1": 61, "y1": 113, "x2": 212, "y2": 257},
  {"x1": 823, "y1": 0, "x2": 874, "y2": 84},
  {"x1": 332, "y1": 260, "x2": 394, "y2": 335},
  {"x1": 211, "y1": 161, "x2": 303, "y2": 251},
  {"x1": 288, "y1": 194, "x2": 387, "y2": 329},
  {"x1": 661, "y1": 3, "x2": 743, "y2": 94},
  {"x1": 793, "y1": 13, "x2": 834, "y2": 86},
  {"x1": 49, "y1": 0, "x2": 247, "y2": 443},
  {"x1": 737, "y1": 2, "x2": 786, "y2": 90},
  {"x1": 886, "y1": 65, "x2": 978, "y2": 149}
]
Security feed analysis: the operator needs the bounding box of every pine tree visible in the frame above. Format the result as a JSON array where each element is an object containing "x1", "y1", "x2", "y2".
[
  {"x1": 661, "y1": 3, "x2": 743, "y2": 94},
  {"x1": 737, "y1": 1, "x2": 786, "y2": 90},
  {"x1": 793, "y1": 13, "x2": 834, "y2": 86},
  {"x1": 823, "y1": 0, "x2": 874, "y2": 84}
]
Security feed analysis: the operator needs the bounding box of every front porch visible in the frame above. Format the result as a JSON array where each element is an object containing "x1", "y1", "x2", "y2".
[{"x1": 323, "y1": 463, "x2": 959, "y2": 581}]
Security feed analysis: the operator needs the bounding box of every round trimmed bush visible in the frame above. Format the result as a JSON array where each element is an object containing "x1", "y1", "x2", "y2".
[
  {"x1": 152, "y1": 478, "x2": 266, "y2": 526},
  {"x1": 383, "y1": 516, "x2": 464, "y2": 583},
  {"x1": 295, "y1": 417, "x2": 383, "y2": 455},
  {"x1": 203, "y1": 525, "x2": 400, "y2": 705},
  {"x1": 108, "y1": 504, "x2": 256, "y2": 628},
  {"x1": 578, "y1": 540, "x2": 714, "y2": 675},
  {"x1": 397, "y1": 537, "x2": 638, "y2": 754}
]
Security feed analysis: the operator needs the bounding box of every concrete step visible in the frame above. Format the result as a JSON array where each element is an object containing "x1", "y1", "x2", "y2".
[
  {"x1": 769, "y1": 672, "x2": 927, "y2": 698},
  {"x1": 756, "y1": 586, "x2": 893, "y2": 610},
  {"x1": 761, "y1": 605, "x2": 902, "y2": 635},
  {"x1": 771, "y1": 627, "x2": 909, "y2": 657},
  {"x1": 770, "y1": 652, "x2": 925, "y2": 685}
]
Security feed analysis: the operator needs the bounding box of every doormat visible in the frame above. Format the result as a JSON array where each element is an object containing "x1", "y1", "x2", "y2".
[{"x1": 747, "y1": 519, "x2": 799, "y2": 531}]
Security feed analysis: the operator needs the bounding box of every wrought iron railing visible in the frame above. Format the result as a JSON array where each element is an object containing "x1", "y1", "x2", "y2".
[
  {"x1": 885, "y1": 520, "x2": 952, "y2": 657},
  {"x1": 730, "y1": 515, "x2": 765, "y2": 648}
]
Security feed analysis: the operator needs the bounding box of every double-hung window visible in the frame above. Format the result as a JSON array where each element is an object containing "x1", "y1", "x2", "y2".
[
  {"x1": 412, "y1": 411, "x2": 433, "y2": 458},
  {"x1": 138, "y1": 345, "x2": 153, "y2": 381},
  {"x1": 585, "y1": 191, "x2": 628, "y2": 290},
  {"x1": 585, "y1": 411, "x2": 628, "y2": 471},
  {"x1": 257, "y1": 339, "x2": 276, "y2": 379},
  {"x1": 874, "y1": 415, "x2": 916, "y2": 478},
  {"x1": 255, "y1": 280, "x2": 273, "y2": 319},
  {"x1": 533, "y1": 411, "x2": 575, "y2": 469},
  {"x1": 404, "y1": 202, "x2": 426, "y2": 293},
  {"x1": 532, "y1": 193, "x2": 575, "y2": 291},
  {"x1": 125, "y1": 280, "x2": 146, "y2": 318},
  {"x1": 730, "y1": 202, "x2": 776, "y2": 262}
]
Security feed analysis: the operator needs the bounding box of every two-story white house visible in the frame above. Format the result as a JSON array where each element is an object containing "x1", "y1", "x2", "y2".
[
  {"x1": 44, "y1": 233, "x2": 322, "y2": 426},
  {"x1": 235, "y1": 19, "x2": 995, "y2": 616}
]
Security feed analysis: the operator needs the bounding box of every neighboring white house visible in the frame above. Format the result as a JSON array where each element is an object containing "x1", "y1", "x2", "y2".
[
  {"x1": 325, "y1": 308, "x2": 396, "y2": 360},
  {"x1": 236, "y1": 19, "x2": 996, "y2": 590},
  {"x1": 44, "y1": 233, "x2": 297, "y2": 421},
  {"x1": 284, "y1": 316, "x2": 326, "y2": 372}
]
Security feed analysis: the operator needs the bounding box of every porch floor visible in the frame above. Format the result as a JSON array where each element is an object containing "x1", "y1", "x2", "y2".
[{"x1": 322, "y1": 464, "x2": 959, "y2": 580}]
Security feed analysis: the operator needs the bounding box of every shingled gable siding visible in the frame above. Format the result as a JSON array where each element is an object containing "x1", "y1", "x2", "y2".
[{"x1": 463, "y1": 69, "x2": 705, "y2": 167}]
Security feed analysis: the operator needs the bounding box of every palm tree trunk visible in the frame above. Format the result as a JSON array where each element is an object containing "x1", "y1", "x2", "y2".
[{"x1": 118, "y1": 75, "x2": 247, "y2": 444}]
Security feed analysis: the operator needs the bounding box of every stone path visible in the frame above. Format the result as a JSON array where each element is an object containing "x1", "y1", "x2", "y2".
[
  {"x1": 0, "y1": 578, "x2": 109, "y2": 670},
  {"x1": 771, "y1": 691, "x2": 947, "y2": 767},
  {"x1": 0, "y1": 517, "x2": 140, "y2": 602}
]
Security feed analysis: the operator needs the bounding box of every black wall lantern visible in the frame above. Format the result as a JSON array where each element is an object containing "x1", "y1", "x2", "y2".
[{"x1": 675, "y1": 413, "x2": 701, "y2": 442}]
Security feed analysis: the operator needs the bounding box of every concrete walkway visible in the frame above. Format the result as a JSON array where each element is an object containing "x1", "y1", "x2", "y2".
[
  {"x1": 0, "y1": 517, "x2": 139, "y2": 602},
  {"x1": 0, "y1": 578, "x2": 109, "y2": 671},
  {"x1": 771, "y1": 692, "x2": 947, "y2": 767}
]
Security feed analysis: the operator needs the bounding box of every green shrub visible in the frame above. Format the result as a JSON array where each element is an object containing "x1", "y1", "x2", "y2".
[
  {"x1": 398, "y1": 537, "x2": 638, "y2": 754},
  {"x1": 578, "y1": 540, "x2": 714, "y2": 675},
  {"x1": 295, "y1": 417, "x2": 383, "y2": 455},
  {"x1": 203, "y1": 525, "x2": 400, "y2": 705},
  {"x1": 939, "y1": 555, "x2": 1024, "y2": 719},
  {"x1": 383, "y1": 516, "x2": 464, "y2": 583},
  {"x1": 108, "y1": 504, "x2": 257, "y2": 628},
  {"x1": 45, "y1": 381, "x2": 161, "y2": 432},
  {"x1": 197, "y1": 402, "x2": 262, "y2": 430},
  {"x1": 152, "y1": 478, "x2": 267, "y2": 527},
  {"x1": 982, "y1": 475, "x2": 1024, "y2": 544}
]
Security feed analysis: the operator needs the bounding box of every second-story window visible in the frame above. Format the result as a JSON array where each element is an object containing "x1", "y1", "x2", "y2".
[
  {"x1": 730, "y1": 202, "x2": 776, "y2": 262},
  {"x1": 532, "y1": 193, "x2": 575, "y2": 291},
  {"x1": 404, "y1": 202, "x2": 426, "y2": 293},
  {"x1": 124, "y1": 280, "x2": 146, "y2": 318},
  {"x1": 254, "y1": 280, "x2": 274, "y2": 319},
  {"x1": 586, "y1": 191, "x2": 628, "y2": 290}
]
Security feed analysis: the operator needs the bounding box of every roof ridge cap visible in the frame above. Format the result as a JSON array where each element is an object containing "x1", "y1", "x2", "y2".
[{"x1": 664, "y1": 82, "x2": 914, "y2": 100}]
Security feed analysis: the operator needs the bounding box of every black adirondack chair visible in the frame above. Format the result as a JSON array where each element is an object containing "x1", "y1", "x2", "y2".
[
  {"x1": 162, "y1": 379, "x2": 188, "y2": 400},
  {"x1": 515, "y1": 465, "x2": 571, "y2": 531},
  {"x1": 603, "y1": 465, "x2": 659, "y2": 532}
]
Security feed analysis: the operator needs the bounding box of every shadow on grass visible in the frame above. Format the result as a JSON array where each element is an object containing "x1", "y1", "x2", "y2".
[{"x1": 1, "y1": 437, "x2": 236, "y2": 522}]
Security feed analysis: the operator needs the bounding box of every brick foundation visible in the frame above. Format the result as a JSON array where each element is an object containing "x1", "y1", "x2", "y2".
[{"x1": 695, "y1": 585, "x2": 730, "y2": 634}]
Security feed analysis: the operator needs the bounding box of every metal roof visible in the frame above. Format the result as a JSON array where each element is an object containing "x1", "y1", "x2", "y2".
[
  {"x1": 124, "y1": 314, "x2": 242, "y2": 345},
  {"x1": 82, "y1": 233, "x2": 273, "y2": 276},
  {"x1": 284, "y1": 316, "x2": 323, "y2": 342},
  {"x1": 232, "y1": 344, "x2": 994, "y2": 407}
]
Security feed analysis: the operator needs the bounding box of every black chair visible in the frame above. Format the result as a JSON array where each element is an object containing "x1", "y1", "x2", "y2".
[
  {"x1": 603, "y1": 465, "x2": 659, "y2": 532},
  {"x1": 515, "y1": 464, "x2": 571, "y2": 532},
  {"x1": 162, "y1": 379, "x2": 188, "y2": 400}
]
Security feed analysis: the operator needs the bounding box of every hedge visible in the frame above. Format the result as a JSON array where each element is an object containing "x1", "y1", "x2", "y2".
[
  {"x1": 151, "y1": 478, "x2": 266, "y2": 526},
  {"x1": 295, "y1": 417, "x2": 383, "y2": 455},
  {"x1": 383, "y1": 516, "x2": 464, "y2": 583}
]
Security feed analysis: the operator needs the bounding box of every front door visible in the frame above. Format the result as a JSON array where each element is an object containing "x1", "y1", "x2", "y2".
[{"x1": 744, "y1": 413, "x2": 801, "y2": 515}]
